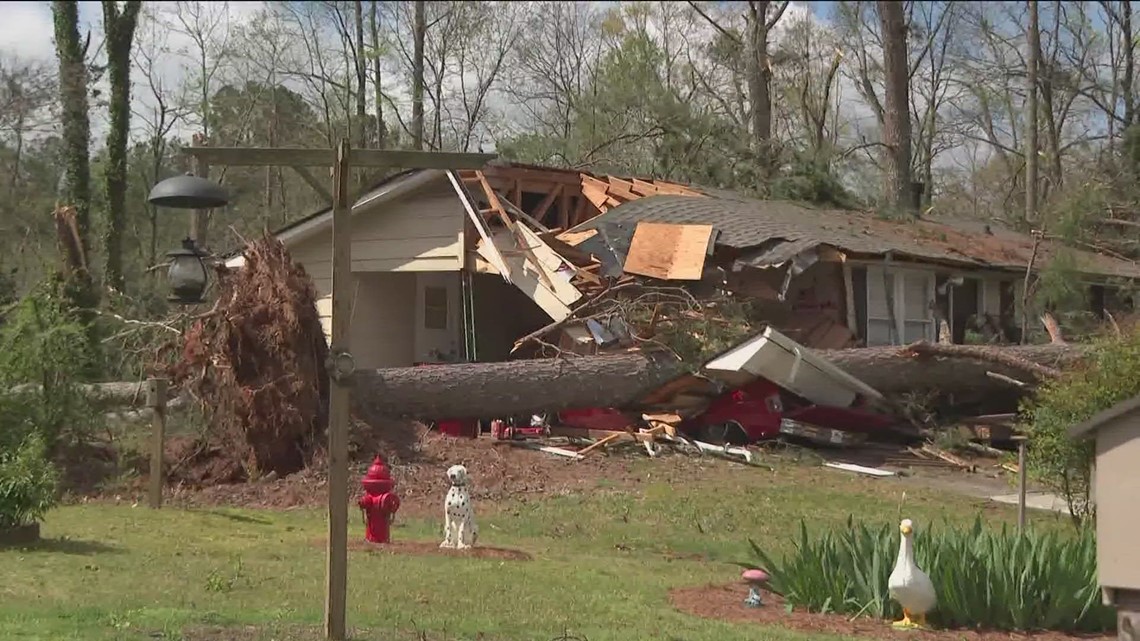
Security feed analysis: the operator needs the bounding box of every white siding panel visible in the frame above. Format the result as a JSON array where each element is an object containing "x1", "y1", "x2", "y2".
[{"x1": 351, "y1": 272, "x2": 417, "y2": 368}]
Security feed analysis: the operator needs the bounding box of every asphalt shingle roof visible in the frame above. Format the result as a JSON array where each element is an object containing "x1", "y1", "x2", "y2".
[{"x1": 576, "y1": 195, "x2": 1140, "y2": 279}]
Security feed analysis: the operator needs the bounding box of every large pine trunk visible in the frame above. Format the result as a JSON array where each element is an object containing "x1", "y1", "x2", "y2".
[
  {"x1": 820, "y1": 343, "x2": 1079, "y2": 395},
  {"x1": 350, "y1": 354, "x2": 687, "y2": 420},
  {"x1": 347, "y1": 344, "x2": 1084, "y2": 420}
]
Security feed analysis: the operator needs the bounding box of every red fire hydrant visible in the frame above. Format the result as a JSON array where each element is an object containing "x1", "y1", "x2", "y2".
[{"x1": 358, "y1": 454, "x2": 400, "y2": 544}]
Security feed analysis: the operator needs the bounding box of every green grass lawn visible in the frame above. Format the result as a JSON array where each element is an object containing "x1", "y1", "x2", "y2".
[{"x1": 0, "y1": 459, "x2": 1070, "y2": 641}]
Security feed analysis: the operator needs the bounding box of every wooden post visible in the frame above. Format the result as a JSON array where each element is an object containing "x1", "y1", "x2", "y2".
[
  {"x1": 324, "y1": 139, "x2": 352, "y2": 641},
  {"x1": 174, "y1": 142, "x2": 496, "y2": 641},
  {"x1": 146, "y1": 378, "x2": 168, "y2": 509},
  {"x1": 190, "y1": 134, "x2": 210, "y2": 249},
  {"x1": 1016, "y1": 437, "x2": 1028, "y2": 533}
]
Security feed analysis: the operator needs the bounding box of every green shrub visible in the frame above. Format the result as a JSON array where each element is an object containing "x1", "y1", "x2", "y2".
[
  {"x1": 741, "y1": 517, "x2": 1113, "y2": 632},
  {"x1": 0, "y1": 433, "x2": 59, "y2": 529},
  {"x1": 0, "y1": 284, "x2": 101, "y2": 452},
  {"x1": 1021, "y1": 328, "x2": 1140, "y2": 525}
]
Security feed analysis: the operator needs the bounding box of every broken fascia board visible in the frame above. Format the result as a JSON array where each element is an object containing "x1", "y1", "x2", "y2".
[
  {"x1": 447, "y1": 169, "x2": 510, "y2": 280},
  {"x1": 824, "y1": 462, "x2": 896, "y2": 477}
]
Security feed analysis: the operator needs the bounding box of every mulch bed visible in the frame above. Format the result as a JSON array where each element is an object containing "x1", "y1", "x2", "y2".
[
  {"x1": 669, "y1": 584, "x2": 1113, "y2": 641},
  {"x1": 309, "y1": 537, "x2": 532, "y2": 561}
]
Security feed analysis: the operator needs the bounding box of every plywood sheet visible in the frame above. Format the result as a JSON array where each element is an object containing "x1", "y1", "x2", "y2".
[
  {"x1": 623, "y1": 222, "x2": 714, "y2": 281},
  {"x1": 556, "y1": 228, "x2": 598, "y2": 246}
]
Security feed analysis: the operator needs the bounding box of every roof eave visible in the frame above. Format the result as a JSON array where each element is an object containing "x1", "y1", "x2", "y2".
[{"x1": 223, "y1": 168, "x2": 448, "y2": 268}]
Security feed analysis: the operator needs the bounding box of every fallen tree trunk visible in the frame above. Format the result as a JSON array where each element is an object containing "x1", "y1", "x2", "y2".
[
  {"x1": 351, "y1": 353, "x2": 686, "y2": 420},
  {"x1": 819, "y1": 342, "x2": 1083, "y2": 395},
  {"x1": 7, "y1": 381, "x2": 185, "y2": 409},
  {"x1": 88, "y1": 343, "x2": 1088, "y2": 419}
]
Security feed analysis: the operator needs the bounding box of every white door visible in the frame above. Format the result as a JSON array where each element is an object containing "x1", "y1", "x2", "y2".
[{"x1": 414, "y1": 272, "x2": 461, "y2": 363}]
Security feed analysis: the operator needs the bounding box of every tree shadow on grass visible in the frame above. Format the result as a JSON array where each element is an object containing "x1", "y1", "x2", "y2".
[{"x1": 7, "y1": 537, "x2": 122, "y2": 555}]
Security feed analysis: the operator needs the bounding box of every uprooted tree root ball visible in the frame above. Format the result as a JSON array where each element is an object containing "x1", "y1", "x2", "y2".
[{"x1": 164, "y1": 233, "x2": 329, "y2": 482}]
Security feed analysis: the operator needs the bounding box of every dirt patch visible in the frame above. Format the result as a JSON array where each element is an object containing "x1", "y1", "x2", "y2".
[
  {"x1": 310, "y1": 537, "x2": 532, "y2": 561},
  {"x1": 669, "y1": 584, "x2": 1112, "y2": 641},
  {"x1": 182, "y1": 624, "x2": 463, "y2": 641},
  {"x1": 129, "y1": 426, "x2": 730, "y2": 512}
]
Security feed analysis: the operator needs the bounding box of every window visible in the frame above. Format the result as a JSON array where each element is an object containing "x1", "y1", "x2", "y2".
[
  {"x1": 865, "y1": 267, "x2": 934, "y2": 346},
  {"x1": 866, "y1": 270, "x2": 896, "y2": 345},
  {"x1": 423, "y1": 286, "x2": 448, "y2": 330},
  {"x1": 901, "y1": 272, "x2": 933, "y2": 342}
]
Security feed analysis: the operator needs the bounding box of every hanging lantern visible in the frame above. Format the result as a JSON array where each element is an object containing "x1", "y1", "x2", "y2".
[
  {"x1": 166, "y1": 238, "x2": 209, "y2": 305},
  {"x1": 147, "y1": 174, "x2": 230, "y2": 209}
]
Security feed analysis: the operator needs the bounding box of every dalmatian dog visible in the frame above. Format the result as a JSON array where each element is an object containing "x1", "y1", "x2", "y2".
[{"x1": 440, "y1": 464, "x2": 478, "y2": 549}]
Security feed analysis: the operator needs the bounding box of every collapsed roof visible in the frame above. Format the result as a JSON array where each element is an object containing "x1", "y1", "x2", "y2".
[{"x1": 563, "y1": 194, "x2": 1140, "y2": 280}]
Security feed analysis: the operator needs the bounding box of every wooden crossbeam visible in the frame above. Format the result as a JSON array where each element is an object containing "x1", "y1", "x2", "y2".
[
  {"x1": 533, "y1": 184, "x2": 562, "y2": 222},
  {"x1": 183, "y1": 147, "x2": 495, "y2": 169},
  {"x1": 473, "y1": 171, "x2": 556, "y2": 290}
]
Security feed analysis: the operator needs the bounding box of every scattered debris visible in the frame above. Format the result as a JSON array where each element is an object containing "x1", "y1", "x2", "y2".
[
  {"x1": 824, "y1": 463, "x2": 897, "y2": 477},
  {"x1": 919, "y1": 444, "x2": 978, "y2": 473}
]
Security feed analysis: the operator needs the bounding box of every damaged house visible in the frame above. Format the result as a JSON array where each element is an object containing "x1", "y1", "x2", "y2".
[
  {"x1": 558, "y1": 194, "x2": 1140, "y2": 349},
  {"x1": 224, "y1": 162, "x2": 1139, "y2": 369}
]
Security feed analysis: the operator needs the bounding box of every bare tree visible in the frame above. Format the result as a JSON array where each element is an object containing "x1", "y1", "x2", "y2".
[
  {"x1": 1026, "y1": 0, "x2": 1039, "y2": 223},
  {"x1": 746, "y1": 1, "x2": 789, "y2": 177},
  {"x1": 354, "y1": 0, "x2": 368, "y2": 149},
  {"x1": 877, "y1": 1, "x2": 914, "y2": 213},
  {"x1": 167, "y1": 1, "x2": 233, "y2": 139},
  {"x1": 412, "y1": 0, "x2": 425, "y2": 150},
  {"x1": 132, "y1": 6, "x2": 189, "y2": 268},
  {"x1": 0, "y1": 56, "x2": 56, "y2": 198},
  {"x1": 369, "y1": 0, "x2": 386, "y2": 148}
]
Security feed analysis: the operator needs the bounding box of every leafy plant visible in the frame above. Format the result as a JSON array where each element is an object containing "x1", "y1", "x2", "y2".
[
  {"x1": 0, "y1": 283, "x2": 102, "y2": 453},
  {"x1": 0, "y1": 433, "x2": 59, "y2": 529},
  {"x1": 739, "y1": 517, "x2": 1113, "y2": 632},
  {"x1": 1021, "y1": 327, "x2": 1140, "y2": 525}
]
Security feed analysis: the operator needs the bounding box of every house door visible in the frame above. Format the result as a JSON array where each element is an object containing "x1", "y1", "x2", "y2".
[
  {"x1": 414, "y1": 272, "x2": 460, "y2": 363},
  {"x1": 950, "y1": 277, "x2": 980, "y2": 343}
]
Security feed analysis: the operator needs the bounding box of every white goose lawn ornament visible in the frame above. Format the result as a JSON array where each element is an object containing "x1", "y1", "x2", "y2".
[{"x1": 887, "y1": 518, "x2": 936, "y2": 629}]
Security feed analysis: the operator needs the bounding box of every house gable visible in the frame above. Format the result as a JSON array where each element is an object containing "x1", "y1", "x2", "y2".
[{"x1": 224, "y1": 169, "x2": 465, "y2": 275}]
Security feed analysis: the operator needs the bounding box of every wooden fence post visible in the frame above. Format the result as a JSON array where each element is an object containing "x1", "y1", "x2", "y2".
[{"x1": 146, "y1": 378, "x2": 168, "y2": 509}]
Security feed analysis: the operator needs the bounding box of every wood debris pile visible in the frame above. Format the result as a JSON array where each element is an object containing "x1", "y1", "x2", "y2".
[
  {"x1": 494, "y1": 412, "x2": 755, "y2": 465},
  {"x1": 162, "y1": 233, "x2": 329, "y2": 483}
]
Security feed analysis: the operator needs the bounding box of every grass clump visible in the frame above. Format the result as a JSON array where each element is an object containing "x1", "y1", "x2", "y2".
[{"x1": 743, "y1": 516, "x2": 1112, "y2": 632}]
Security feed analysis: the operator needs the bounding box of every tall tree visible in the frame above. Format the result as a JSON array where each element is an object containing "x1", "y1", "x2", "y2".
[
  {"x1": 1025, "y1": 0, "x2": 1039, "y2": 224},
  {"x1": 746, "y1": 1, "x2": 789, "y2": 182},
  {"x1": 101, "y1": 0, "x2": 143, "y2": 292},
  {"x1": 876, "y1": 0, "x2": 913, "y2": 214},
  {"x1": 354, "y1": 0, "x2": 368, "y2": 150},
  {"x1": 370, "y1": 0, "x2": 386, "y2": 148},
  {"x1": 52, "y1": 1, "x2": 92, "y2": 245},
  {"x1": 411, "y1": 0, "x2": 426, "y2": 150}
]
